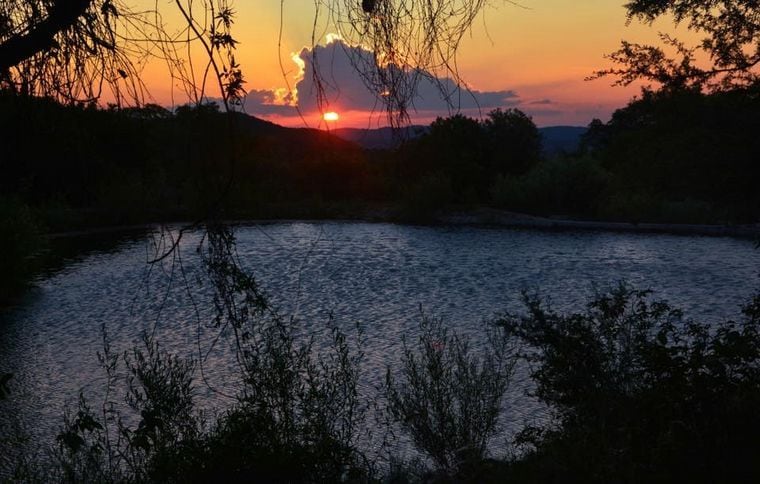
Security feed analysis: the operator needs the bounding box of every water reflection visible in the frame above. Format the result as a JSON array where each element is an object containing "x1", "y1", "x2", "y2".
[{"x1": 1, "y1": 223, "x2": 758, "y2": 463}]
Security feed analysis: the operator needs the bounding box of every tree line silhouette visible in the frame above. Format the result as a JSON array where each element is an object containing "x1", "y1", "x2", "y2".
[{"x1": 1, "y1": 86, "x2": 758, "y2": 230}]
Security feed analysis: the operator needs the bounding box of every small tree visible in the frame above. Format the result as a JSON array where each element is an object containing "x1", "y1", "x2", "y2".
[
  {"x1": 422, "y1": 114, "x2": 488, "y2": 202},
  {"x1": 484, "y1": 108, "x2": 541, "y2": 177},
  {"x1": 385, "y1": 313, "x2": 517, "y2": 477}
]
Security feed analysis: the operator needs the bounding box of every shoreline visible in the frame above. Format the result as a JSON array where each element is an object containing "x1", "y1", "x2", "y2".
[
  {"x1": 46, "y1": 207, "x2": 760, "y2": 239},
  {"x1": 435, "y1": 208, "x2": 760, "y2": 238}
]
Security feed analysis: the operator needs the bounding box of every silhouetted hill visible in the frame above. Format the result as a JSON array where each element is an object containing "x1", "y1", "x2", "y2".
[
  {"x1": 539, "y1": 126, "x2": 588, "y2": 155},
  {"x1": 235, "y1": 113, "x2": 586, "y2": 155},
  {"x1": 331, "y1": 124, "x2": 587, "y2": 153},
  {"x1": 233, "y1": 112, "x2": 362, "y2": 155},
  {"x1": 332, "y1": 126, "x2": 429, "y2": 149}
]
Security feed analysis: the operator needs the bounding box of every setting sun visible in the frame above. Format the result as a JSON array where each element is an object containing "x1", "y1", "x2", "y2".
[{"x1": 323, "y1": 111, "x2": 340, "y2": 122}]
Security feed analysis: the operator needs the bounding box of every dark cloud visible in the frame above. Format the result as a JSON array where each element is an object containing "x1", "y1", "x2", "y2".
[
  {"x1": 241, "y1": 89, "x2": 298, "y2": 116},
  {"x1": 528, "y1": 99, "x2": 554, "y2": 105}
]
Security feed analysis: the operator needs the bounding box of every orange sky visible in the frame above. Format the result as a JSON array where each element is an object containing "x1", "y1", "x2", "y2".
[{"x1": 135, "y1": 1, "x2": 695, "y2": 127}]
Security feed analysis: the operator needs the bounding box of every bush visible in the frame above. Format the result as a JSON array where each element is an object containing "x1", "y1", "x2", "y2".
[
  {"x1": 50, "y1": 332, "x2": 201, "y2": 483},
  {"x1": 385, "y1": 313, "x2": 517, "y2": 478},
  {"x1": 491, "y1": 155, "x2": 608, "y2": 216},
  {"x1": 46, "y1": 323, "x2": 369, "y2": 483},
  {"x1": 44, "y1": 226, "x2": 370, "y2": 483},
  {"x1": 657, "y1": 198, "x2": 721, "y2": 224},
  {"x1": 397, "y1": 172, "x2": 454, "y2": 221},
  {"x1": 498, "y1": 285, "x2": 760, "y2": 482},
  {"x1": 600, "y1": 190, "x2": 661, "y2": 223},
  {"x1": 0, "y1": 197, "x2": 45, "y2": 304},
  {"x1": 198, "y1": 317, "x2": 369, "y2": 483}
]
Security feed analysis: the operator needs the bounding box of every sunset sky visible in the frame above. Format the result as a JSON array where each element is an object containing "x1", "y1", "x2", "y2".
[{"x1": 138, "y1": 1, "x2": 693, "y2": 128}]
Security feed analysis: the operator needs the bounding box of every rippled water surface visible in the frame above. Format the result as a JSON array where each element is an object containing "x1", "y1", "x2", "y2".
[{"x1": 1, "y1": 222, "x2": 759, "y2": 462}]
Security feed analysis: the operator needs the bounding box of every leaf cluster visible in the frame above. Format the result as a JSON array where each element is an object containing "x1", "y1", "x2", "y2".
[
  {"x1": 594, "y1": 0, "x2": 760, "y2": 90},
  {"x1": 499, "y1": 284, "x2": 760, "y2": 482}
]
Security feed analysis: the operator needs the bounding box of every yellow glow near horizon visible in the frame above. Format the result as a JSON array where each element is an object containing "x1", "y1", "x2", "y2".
[{"x1": 323, "y1": 111, "x2": 340, "y2": 122}]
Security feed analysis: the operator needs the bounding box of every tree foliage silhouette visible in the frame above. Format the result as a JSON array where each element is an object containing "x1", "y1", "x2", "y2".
[
  {"x1": 1, "y1": 1, "x2": 148, "y2": 102},
  {"x1": 0, "y1": 0, "x2": 91, "y2": 71},
  {"x1": 592, "y1": 0, "x2": 760, "y2": 91}
]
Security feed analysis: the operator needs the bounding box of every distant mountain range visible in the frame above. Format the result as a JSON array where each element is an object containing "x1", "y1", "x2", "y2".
[
  {"x1": 330, "y1": 126, "x2": 429, "y2": 150},
  {"x1": 236, "y1": 114, "x2": 588, "y2": 155},
  {"x1": 538, "y1": 126, "x2": 589, "y2": 155},
  {"x1": 330, "y1": 124, "x2": 588, "y2": 154},
  {"x1": 233, "y1": 112, "x2": 360, "y2": 154}
]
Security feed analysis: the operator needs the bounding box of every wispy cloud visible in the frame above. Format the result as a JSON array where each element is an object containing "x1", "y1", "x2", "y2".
[{"x1": 528, "y1": 99, "x2": 554, "y2": 105}]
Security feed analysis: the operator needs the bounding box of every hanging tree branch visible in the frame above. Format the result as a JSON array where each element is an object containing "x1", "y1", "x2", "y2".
[{"x1": 0, "y1": 0, "x2": 92, "y2": 72}]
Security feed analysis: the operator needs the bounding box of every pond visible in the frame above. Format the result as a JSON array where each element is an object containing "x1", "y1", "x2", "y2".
[{"x1": 1, "y1": 222, "x2": 759, "y2": 465}]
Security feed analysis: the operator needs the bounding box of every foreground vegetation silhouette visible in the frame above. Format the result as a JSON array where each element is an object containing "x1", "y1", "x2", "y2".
[
  {"x1": 501, "y1": 286, "x2": 760, "y2": 482},
  {"x1": 6, "y1": 274, "x2": 760, "y2": 482}
]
